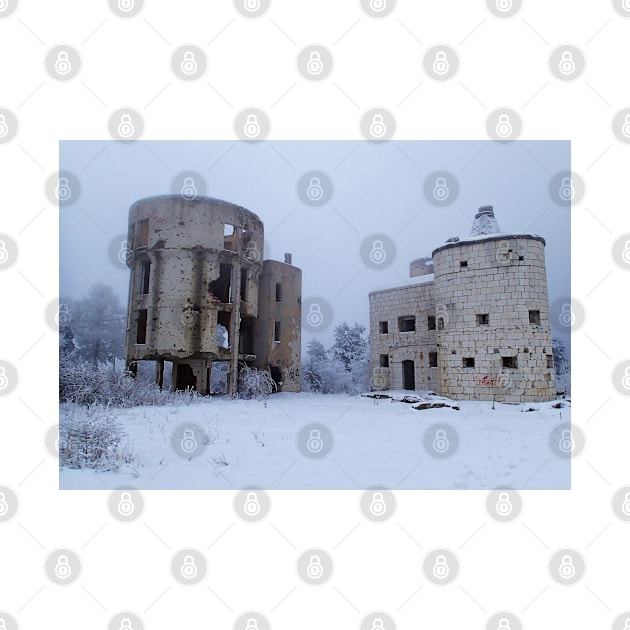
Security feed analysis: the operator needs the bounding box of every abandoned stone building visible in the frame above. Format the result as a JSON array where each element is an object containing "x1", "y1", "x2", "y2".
[
  {"x1": 124, "y1": 195, "x2": 301, "y2": 395},
  {"x1": 369, "y1": 206, "x2": 557, "y2": 402}
]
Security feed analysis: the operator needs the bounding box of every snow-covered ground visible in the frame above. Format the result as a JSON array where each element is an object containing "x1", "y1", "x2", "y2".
[{"x1": 59, "y1": 392, "x2": 571, "y2": 490}]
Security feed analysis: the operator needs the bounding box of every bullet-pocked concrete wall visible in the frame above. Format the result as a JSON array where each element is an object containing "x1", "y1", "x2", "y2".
[
  {"x1": 125, "y1": 195, "x2": 263, "y2": 364},
  {"x1": 432, "y1": 235, "x2": 556, "y2": 402},
  {"x1": 254, "y1": 260, "x2": 302, "y2": 392},
  {"x1": 369, "y1": 233, "x2": 557, "y2": 402},
  {"x1": 369, "y1": 281, "x2": 437, "y2": 391}
]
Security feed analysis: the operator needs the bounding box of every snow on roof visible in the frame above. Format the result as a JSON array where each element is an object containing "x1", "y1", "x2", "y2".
[
  {"x1": 369, "y1": 274, "x2": 434, "y2": 295},
  {"x1": 470, "y1": 205, "x2": 501, "y2": 236},
  {"x1": 437, "y1": 207, "x2": 543, "y2": 248}
]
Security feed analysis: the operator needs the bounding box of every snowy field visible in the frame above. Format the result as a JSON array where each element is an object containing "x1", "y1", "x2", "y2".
[{"x1": 59, "y1": 392, "x2": 571, "y2": 490}]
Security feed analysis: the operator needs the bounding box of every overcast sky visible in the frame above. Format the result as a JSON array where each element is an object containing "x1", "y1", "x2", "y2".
[{"x1": 60, "y1": 139, "x2": 570, "y2": 350}]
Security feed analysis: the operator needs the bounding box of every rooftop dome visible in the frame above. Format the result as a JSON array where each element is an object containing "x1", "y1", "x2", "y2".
[{"x1": 470, "y1": 205, "x2": 501, "y2": 236}]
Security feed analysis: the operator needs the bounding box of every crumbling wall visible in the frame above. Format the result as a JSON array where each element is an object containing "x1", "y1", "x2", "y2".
[
  {"x1": 124, "y1": 195, "x2": 270, "y2": 395},
  {"x1": 253, "y1": 259, "x2": 302, "y2": 392}
]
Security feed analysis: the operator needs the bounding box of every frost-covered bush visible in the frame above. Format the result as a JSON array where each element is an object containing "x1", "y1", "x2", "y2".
[
  {"x1": 301, "y1": 328, "x2": 370, "y2": 395},
  {"x1": 302, "y1": 355, "x2": 370, "y2": 395},
  {"x1": 59, "y1": 405, "x2": 135, "y2": 471},
  {"x1": 210, "y1": 361, "x2": 228, "y2": 394},
  {"x1": 238, "y1": 365, "x2": 277, "y2": 399},
  {"x1": 60, "y1": 354, "x2": 200, "y2": 407}
]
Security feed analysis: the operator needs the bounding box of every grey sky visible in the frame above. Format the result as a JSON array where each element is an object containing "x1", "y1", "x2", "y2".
[{"x1": 60, "y1": 140, "x2": 570, "y2": 350}]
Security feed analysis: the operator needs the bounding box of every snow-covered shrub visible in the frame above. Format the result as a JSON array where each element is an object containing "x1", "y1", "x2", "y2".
[
  {"x1": 301, "y1": 325, "x2": 370, "y2": 395},
  {"x1": 302, "y1": 357, "x2": 324, "y2": 392},
  {"x1": 59, "y1": 405, "x2": 135, "y2": 470},
  {"x1": 552, "y1": 338, "x2": 570, "y2": 394},
  {"x1": 210, "y1": 361, "x2": 228, "y2": 394},
  {"x1": 60, "y1": 354, "x2": 200, "y2": 407},
  {"x1": 238, "y1": 365, "x2": 277, "y2": 399}
]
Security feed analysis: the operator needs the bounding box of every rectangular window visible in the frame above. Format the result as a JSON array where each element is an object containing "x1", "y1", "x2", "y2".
[
  {"x1": 380, "y1": 354, "x2": 389, "y2": 367},
  {"x1": 275, "y1": 282, "x2": 282, "y2": 302},
  {"x1": 460, "y1": 260, "x2": 468, "y2": 268},
  {"x1": 463, "y1": 357, "x2": 475, "y2": 368},
  {"x1": 240, "y1": 268, "x2": 248, "y2": 302},
  {"x1": 379, "y1": 321, "x2": 388, "y2": 334},
  {"x1": 136, "y1": 309, "x2": 147, "y2": 344},
  {"x1": 502, "y1": 356, "x2": 518, "y2": 369},
  {"x1": 140, "y1": 260, "x2": 151, "y2": 294},
  {"x1": 274, "y1": 321, "x2": 280, "y2": 342},
  {"x1": 437, "y1": 316, "x2": 445, "y2": 331},
  {"x1": 398, "y1": 316, "x2": 416, "y2": 332},
  {"x1": 429, "y1": 352, "x2": 438, "y2": 368},
  {"x1": 427, "y1": 315, "x2": 436, "y2": 331},
  {"x1": 224, "y1": 224, "x2": 236, "y2": 251},
  {"x1": 547, "y1": 354, "x2": 554, "y2": 369},
  {"x1": 209, "y1": 263, "x2": 232, "y2": 303},
  {"x1": 529, "y1": 310, "x2": 541, "y2": 325},
  {"x1": 138, "y1": 219, "x2": 149, "y2": 247},
  {"x1": 477, "y1": 313, "x2": 489, "y2": 326}
]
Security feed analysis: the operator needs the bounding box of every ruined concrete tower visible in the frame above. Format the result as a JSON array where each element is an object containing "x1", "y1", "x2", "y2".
[
  {"x1": 124, "y1": 195, "x2": 301, "y2": 394},
  {"x1": 369, "y1": 206, "x2": 557, "y2": 402}
]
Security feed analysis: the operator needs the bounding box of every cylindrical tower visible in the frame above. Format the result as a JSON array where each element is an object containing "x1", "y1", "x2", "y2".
[
  {"x1": 124, "y1": 195, "x2": 264, "y2": 394},
  {"x1": 432, "y1": 206, "x2": 556, "y2": 402}
]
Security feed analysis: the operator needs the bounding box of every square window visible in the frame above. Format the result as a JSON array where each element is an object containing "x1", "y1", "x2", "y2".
[
  {"x1": 379, "y1": 321, "x2": 389, "y2": 334},
  {"x1": 380, "y1": 354, "x2": 389, "y2": 368},
  {"x1": 460, "y1": 260, "x2": 468, "y2": 268},
  {"x1": 502, "y1": 356, "x2": 517, "y2": 369},
  {"x1": 529, "y1": 310, "x2": 541, "y2": 325},
  {"x1": 427, "y1": 315, "x2": 436, "y2": 331},
  {"x1": 429, "y1": 352, "x2": 438, "y2": 368},
  {"x1": 463, "y1": 357, "x2": 475, "y2": 368},
  {"x1": 547, "y1": 354, "x2": 554, "y2": 369},
  {"x1": 398, "y1": 316, "x2": 416, "y2": 332},
  {"x1": 274, "y1": 321, "x2": 280, "y2": 342},
  {"x1": 476, "y1": 313, "x2": 489, "y2": 326}
]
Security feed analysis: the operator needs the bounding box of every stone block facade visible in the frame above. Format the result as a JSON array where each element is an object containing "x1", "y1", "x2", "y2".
[{"x1": 369, "y1": 207, "x2": 557, "y2": 402}]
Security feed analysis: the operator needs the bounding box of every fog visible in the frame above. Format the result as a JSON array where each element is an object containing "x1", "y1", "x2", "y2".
[{"x1": 60, "y1": 140, "x2": 570, "y2": 350}]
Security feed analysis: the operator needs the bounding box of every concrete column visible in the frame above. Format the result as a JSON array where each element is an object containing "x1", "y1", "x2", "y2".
[
  {"x1": 155, "y1": 359, "x2": 164, "y2": 389},
  {"x1": 227, "y1": 227, "x2": 243, "y2": 396}
]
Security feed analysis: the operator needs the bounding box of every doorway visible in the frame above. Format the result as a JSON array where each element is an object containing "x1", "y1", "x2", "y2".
[
  {"x1": 175, "y1": 363, "x2": 197, "y2": 391},
  {"x1": 402, "y1": 360, "x2": 415, "y2": 390},
  {"x1": 270, "y1": 366, "x2": 282, "y2": 392}
]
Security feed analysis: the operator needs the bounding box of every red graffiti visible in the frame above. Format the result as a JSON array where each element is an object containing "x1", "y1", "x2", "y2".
[{"x1": 477, "y1": 374, "x2": 498, "y2": 387}]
